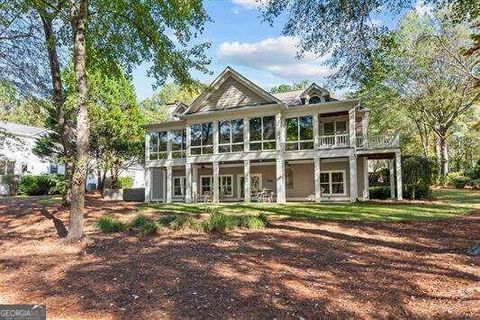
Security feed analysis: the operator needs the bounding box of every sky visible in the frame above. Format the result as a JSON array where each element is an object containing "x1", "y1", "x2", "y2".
[{"x1": 132, "y1": 0, "x2": 425, "y2": 101}]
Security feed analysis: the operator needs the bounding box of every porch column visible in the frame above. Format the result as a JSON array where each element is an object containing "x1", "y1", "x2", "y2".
[
  {"x1": 185, "y1": 162, "x2": 192, "y2": 203},
  {"x1": 186, "y1": 125, "x2": 191, "y2": 156},
  {"x1": 192, "y1": 164, "x2": 198, "y2": 202},
  {"x1": 395, "y1": 151, "x2": 403, "y2": 200},
  {"x1": 348, "y1": 107, "x2": 356, "y2": 148},
  {"x1": 314, "y1": 156, "x2": 321, "y2": 203},
  {"x1": 243, "y1": 117, "x2": 250, "y2": 152},
  {"x1": 313, "y1": 113, "x2": 319, "y2": 149},
  {"x1": 361, "y1": 111, "x2": 369, "y2": 147},
  {"x1": 244, "y1": 159, "x2": 251, "y2": 203},
  {"x1": 276, "y1": 158, "x2": 286, "y2": 204},
  {"x1": 144, "y1": 167, "x2": 151, "y2": 202},
  {"x1": 349, "y1": 154, "x2": 358, "y2": 202},
  {"x1": 363, "y1": 157, "x2": 369, "y2": 201},
  {"x1": 213, "y1": 161, "x2": 219, "y2": 203},
  {"x1": 389, "y1": 159, "x2": 395, "y2": 199},
  {"x1": 166, "y1": 165, "x2": 172, "y2": 203},
  {"x1": 167, "y1": 131, "x2": 172, "y2": 159},
  {"x1": 213, "y1": 121, "x2": 219, "y2": 154}
]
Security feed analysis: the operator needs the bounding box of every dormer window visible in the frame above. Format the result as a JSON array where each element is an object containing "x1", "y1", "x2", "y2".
[{"x1": 309, "y1": 95, "x2": 322, "y2": 104}]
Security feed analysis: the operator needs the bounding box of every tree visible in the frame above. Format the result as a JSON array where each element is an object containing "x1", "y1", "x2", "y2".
[
  {"x1": 270, "y1": 80, "x2": 309, "y2": 94},
  {"x1": 141, "y1": 83, "x2": 204, "y2": 123},
  {"x1": 357, "y1": 9, "x2": 479, "y2": 178}
]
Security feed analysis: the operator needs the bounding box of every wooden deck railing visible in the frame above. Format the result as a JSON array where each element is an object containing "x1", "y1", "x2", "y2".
[
  {"x1": 356, "y1": 131, "x2": 400, "y2": 149},
  {"x1": 318, "y1": 134, "x2": 349, "y2": 149}
]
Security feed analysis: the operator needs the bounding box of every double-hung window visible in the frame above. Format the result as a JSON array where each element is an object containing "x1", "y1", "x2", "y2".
[
  {"x1": 149, "y1": 131, "x2": 168, "y2": 160},
  {"x1": 200, "y1": 175, "x2": 233, "y2": 197},
  {"x1": 321, "y1": 119, "x2": 347, "y2": 135},
  {"x1": 249, "y1": 116, "x2": 276, "y2": 150},
  {"x1": 190, "y1": 122, "x2": 213, "y2": 155},
  {"x1": 286, "y1": 115, "x2": 314, "y2": 150},
  {"x1": 219, "y1": 119, "x2": 244, "y2": 153},
  {"x1": 320, "y1": 171, "x2": 346, "y2": 195},
  {"x1": 171, "y1": 129, "x2": 186, "y2": 158},
  {"x1": 173, "y1": 176, "x2": 186, "y2": 197}
]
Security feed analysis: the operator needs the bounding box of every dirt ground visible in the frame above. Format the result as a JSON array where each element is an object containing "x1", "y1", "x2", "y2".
[{"x1": 0, "y1": 194, "x2": 479, "y2": 319}]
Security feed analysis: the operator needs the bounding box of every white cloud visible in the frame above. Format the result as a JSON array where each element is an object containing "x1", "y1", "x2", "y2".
[
  {"x1": 414, "y1": 0, "x2": 433, "y2": 16},
  {"x1": 231, "y1": 0, "x2": 266, "y2": 9},
  {"x1": 217, "y1": 36, "x2": 334, "y2": 79}
]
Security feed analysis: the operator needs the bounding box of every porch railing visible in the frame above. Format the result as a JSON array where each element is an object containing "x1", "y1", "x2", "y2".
[
  {"x1": 318, "y1": 134, "x2": 349, "y2": 149},
  {"x1": 356, "y1": 131, "x2": 400, "y2": 149}
]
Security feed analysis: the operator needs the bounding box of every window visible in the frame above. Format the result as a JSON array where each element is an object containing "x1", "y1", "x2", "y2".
[
  {"x1": 171, "y1": 129, "x2": 186, "y2": 158},
  {"x1": 219, "y1": 119, "x2": 244, "y2": 153},
  {"x1": 286, "y1": 115, "x2": 314, "y2": 150},
  {"x1": 21, "y1": 164, "x2": 28, "y2": 173},
  {"x1": 49, "y1": 163, "x2": 58, "y2": 174},
  {"x1": 173, "y1": 176, "x2": 186, "y2": 197},
  {"x1": 191, "y1": 122, "x2": 213, "y2": 155},
  {"x1": 201, "y1": 176, "x2": 212, "y2": 195},
  {"x1": 320, "y1": 171, "x2": 346, "y2": 195},
  {"x1": 0, "y1": 160, "x2": 15, "y2": 175},
  {"x1": 200, "y1": 175, "x2": 233, "y2": 197},
  {"x1": 309, "y1": 95, "x2": 322, "y2": 104},
  {"x1": 149, "y1": 131, "x2": 168, "y2": 160},
  {"x1": 249, "y1": 116, "x2": 276, "y2": 150},
  {"x1": 321, "y1": 119, "x2": 348, "y2": 135}
]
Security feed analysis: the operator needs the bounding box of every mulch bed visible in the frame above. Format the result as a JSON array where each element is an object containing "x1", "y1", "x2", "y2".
[{"x1": 0, "y1": 194, "x2": 479, "y2": 319}]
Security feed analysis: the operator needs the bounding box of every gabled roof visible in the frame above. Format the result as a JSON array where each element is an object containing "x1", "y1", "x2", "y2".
[
  {"x1": 186, "y1": 67, "x2": 283, "y2": 114},
  {"x1": 165, "y1": 102, "x2": 188, "y2": 121},
  {"x1": 0, "y1": 121, "x2": 47, "y2": 138},
  {"x1": 299, "y1": 83, "x2": 330, "y2": 98}
]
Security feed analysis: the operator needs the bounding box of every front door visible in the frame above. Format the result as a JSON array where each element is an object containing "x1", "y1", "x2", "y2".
[{"x1": 237, "y1": 174, "x2": 262, "y2": 198}]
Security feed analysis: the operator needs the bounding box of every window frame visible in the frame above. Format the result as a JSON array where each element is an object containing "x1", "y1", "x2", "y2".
[
  {"x1": 319, "y1": 170, "x2": 347, "y2": 196},
  {"x1": 249, "y1": 115, "x2": 276, "y2": 151},
  {"x1": 173, "y1": 176, "x2": 186, "y2": 197},
  {"x1": 285, "y1": 115, "x2": 314, "y2": 151},
  {"x1": 218, "y1": 119, "x2": 244, "y2": 153},
  {"x1": 309, "y1": 95, "x2": 322, "y2": 104},
  {"x1": 321, "y1": 119, "x2": 348, "y2": 135},
  {"x1": 171, "y1": 129, "x2": 186, "y2": 159},
  {"x1": 148, "y1": 131, "x2": 168, "y2": 160},
  {"x1": 190, "y1": 122, "x2": 214, "y2": 155},
  {"x1": 199, "y1": 174, "x2": 234, "y2": 197}
]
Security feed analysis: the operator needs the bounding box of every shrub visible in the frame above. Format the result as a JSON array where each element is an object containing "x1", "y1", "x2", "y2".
[
  {"x1": 113, "y1": 176, "x2": 134, "y2": 189},
  {"x1": 130, "y1": 214, "x2": 150, "y2": 228},
  {"x1": 140, "y1": 221, "x2": 158, "y2": 235},
  {"x1": 157, "y1": 214, "x2": 179, "y2": 226},
  {"x1": 402, "y1": 156, "x2": 433, "y2": 200},
  {"x1": 465, "y1": 160, "x2": 480, "y2": 180},
  {"x1": 238, "y1": 214, "x2": 268, "y2": 229},
  {"x1": 468, "y1": 179, "x2": 480, "y2": 190},
  {"x1": 18, "y1": 174, "x2": 66, "y2": 196},
  {"x1": 369, "y1": 186, "x2": 391, "y2": 200},
  {"x1": 169, "y1": 215, "x2": 199, "y2": 231},
  {"x1": 445, "y1": 172, "x2": 471, "y2": 189},
  {"x1": 129, "y1": 214, "x2": 158, "y2": 236},
  {"x1": 96, "y1": 216, "x2": 125, "y2": 233},
  {"x1": 202, "y1": 211, "x2": 236, "y2": 234}
]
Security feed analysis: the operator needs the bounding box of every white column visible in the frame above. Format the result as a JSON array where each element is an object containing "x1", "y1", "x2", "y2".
[
  {"x1": 363, "y1": 157, "x2": 369, "y2": 200},
  {"x1": 243, "y1": 117, "x2": 250, "y2": 152},
  {"x1": 213, "y1": 161, "x2": 219, "y2": 203},
  {"x1": 348, "y1": 108, "x2": 357, "y2": 149},
  {"x1": 192, "y1": 164, "x2": 198, "y2": 203},
  {"x1": 313, "y1": 113, "x2": 319, "y2": 150},
  {"x1": 145, "y1": 132, "x2": 151, "y2": 161},
  {"x1": 276, "y1": 158, "x2": 286, "y2": 204},
  {"x1": 244, "y1": 159, "x2": 251, "y2": 203},
  {"x1": 167, "y1": 131, "x2": 172, "y2": 159},
  {"x1": 349, "y1": 154, "x2": 358, "y2": 202},
  {"x1": 361, "y1": 111, "x2": 369, "y2": 147},
  {"x1": 166, "y1": 165, "x2": 172, "y2": 203},
  {"x1": 389, "y1": 159, "x2": 395, "y2": 199},
  {"x1": 275, "y1": 112, "x2": 285, "y2": 152},
  {"x1": 395, "y1": 151, "x2": 403, "y2": 200},
  {"x1": 186, "y1": 125, "x2": 191, "y2": 157},
  {"x1": 314, "y1": 156, "x2": 321, "y2": 203},
  {"x1": 144, "y1": 167, "x2": 151, "y2": 202},
  {"x1": 213, "y1": 121, "x2": 219, "y2": 154},
  {"x1": 185, "y1": 162, "x2": 192, "y2": 203}
]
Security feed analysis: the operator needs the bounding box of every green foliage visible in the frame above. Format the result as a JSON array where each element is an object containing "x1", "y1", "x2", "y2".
[
  {"x1": 168, "y1": 215, "x2": 199, "y2": 231},
  {"x1": 238, "y1": 213, "x2": 268, "y2": 229},
  {"x1": 140, "y1": 221, "x2": 158, "y2": 236},
  {"x1": 465, "y1": 160, "x2": 480, "y2": 179},
  {"x1": 0, "y1": 174, "x2": 19, "y2": 196},
  {"x1": 18, "y1": 174, "x2": 66, "y2": 196},
  {"x1": 402, "y1": 156, "x2": 433, "y2": 199},
  {"x1": 128, "y1": 214, "x2": 158, "y2": 235},
  {"x1": 129, "y1": 214, "x2": 150, "y2": 228},
  {"x1": 445, "y1": 172, "x2": 471, "y2": 189},
  {"x1": 96, "y1": 216, "x2": 126, "y2": 233},
  {"x1": 114, "y1": 176, "x2": 134, "y2": 189},
  {"x1": 202, "y1": 211, "x2": 237, "y2": 233},
  {"x1": 270, "y1": 80, "x2": 310, "y2": 94},
  {"x1": 369, "y1": 186, "x2": 391, "y2": 200}
]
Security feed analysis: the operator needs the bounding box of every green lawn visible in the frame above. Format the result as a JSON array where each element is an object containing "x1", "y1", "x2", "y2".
[{"x1": 140, "y1": 188, "x2": 480, "y2": 222}]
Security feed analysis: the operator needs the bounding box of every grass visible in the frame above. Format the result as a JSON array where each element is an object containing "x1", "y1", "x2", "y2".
[
  {"x1": 96, "y1": 216, "x2": 126, "y2": 233},
  {"x1": 140, "y1": 188, "x2": 480, "y2": 222}
]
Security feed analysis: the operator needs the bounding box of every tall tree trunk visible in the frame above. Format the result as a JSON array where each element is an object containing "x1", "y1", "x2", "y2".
[
  {"x1": 39, "y1": 12, "x2": 74, "y2": 207},
  {"x1": 436, "y1": 132, "x2": 449, "y2": 179},
  {"x1": 67, "y1": 0, "x2": 89, "y2": 241}
]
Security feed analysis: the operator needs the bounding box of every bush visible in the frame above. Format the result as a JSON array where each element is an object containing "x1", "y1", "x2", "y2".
[
  {"x1": 169, "y1": 215, "x2": 199, "y2": 231},
  {"x1": 18, "y1": 174, "x2": 65, "y2": 196},
  {"x1": 468, "y1": 179, "x2": 480, "y2": 190},
  {"x1": 465, "y1": 160, "x2": 480, "y2": 180},
  {"x1": 96, "y1": 216, "x2": 125, "y2": 233},
  {"x1": 130, "y1": 214, "x2": 150, "y2": 228},
  {"x1": 445, "y1": 172, "x2": 471, "y2": 189},
  {"x1": 402, "y1": 156, "x2": 433, "y2": 199},
  {"x1": 369, "y1": 186, "x2": 391, "y2": 200},
  {"x1": 238, "y1": 214, "x2": 268, "y2": 229},
  {"x1": 202, "y1": 211, "x2": 236, "y2": 234},
  {"x1": 141, "y1": 221, "x2": 158, "y2": 235},
  {"x1": 129, "y1": 214, "x2": 158, "y2": 236},
  {"x1": 113, "y1": 176, "x2": 134, "y2": 189}
]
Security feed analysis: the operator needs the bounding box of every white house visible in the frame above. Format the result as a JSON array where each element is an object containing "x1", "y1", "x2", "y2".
[{"x1": 144, "y1": 67, "x2": 402, "y2": 203}]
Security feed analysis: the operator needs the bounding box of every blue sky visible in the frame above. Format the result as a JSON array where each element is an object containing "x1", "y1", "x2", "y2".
[{"x1": 132, "y1": 0, "x2": 420, "y2": 101}]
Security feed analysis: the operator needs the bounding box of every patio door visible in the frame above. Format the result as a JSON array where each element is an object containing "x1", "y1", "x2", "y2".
[{"x1": 237, "y1": 174, "x2": 262, "y2": 198}]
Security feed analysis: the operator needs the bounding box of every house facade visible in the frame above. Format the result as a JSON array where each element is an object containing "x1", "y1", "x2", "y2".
[{"x1": 144, "y1": 67, "x2": 402, "y2": 203}]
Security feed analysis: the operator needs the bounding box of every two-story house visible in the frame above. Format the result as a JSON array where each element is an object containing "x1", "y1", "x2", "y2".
[{"x1": 144, "y1": 67, "x2": 402, "y2": 203}]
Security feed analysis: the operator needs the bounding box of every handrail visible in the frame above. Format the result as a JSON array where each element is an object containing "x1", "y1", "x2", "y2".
[{"x1": 356, "y1": 132, "x2": 400, "y2": 149}]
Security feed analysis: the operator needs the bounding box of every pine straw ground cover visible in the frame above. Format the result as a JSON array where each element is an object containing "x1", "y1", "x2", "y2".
[{"x1": 0, "y1": 189, "x2": 479, "y2": 319}]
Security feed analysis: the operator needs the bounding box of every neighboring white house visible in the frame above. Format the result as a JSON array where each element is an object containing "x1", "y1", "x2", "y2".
[
  {"x1": 144, "y1": 67, "x2": 402, "y2": 203},
  {"x1": 0, "y1": 121, "x2": 145, "y2": 195}
]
